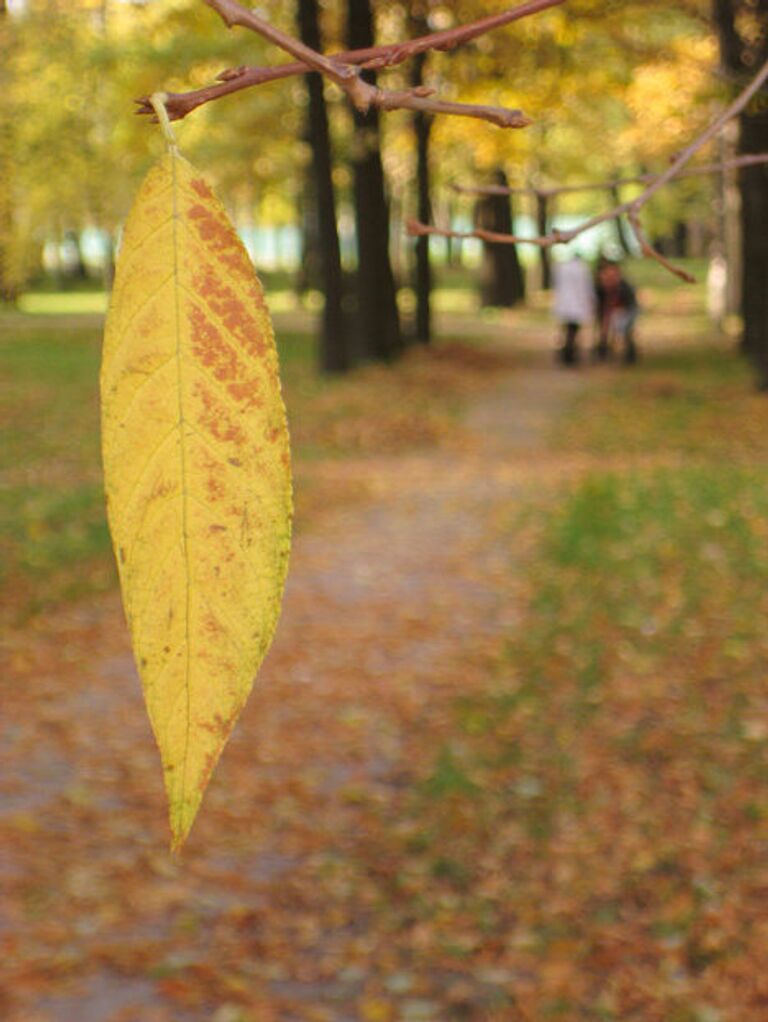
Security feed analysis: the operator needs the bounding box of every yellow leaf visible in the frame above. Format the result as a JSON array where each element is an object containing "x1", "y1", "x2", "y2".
[{"x1": 101, "y1": 152, "x2": 292, "y2": 850}]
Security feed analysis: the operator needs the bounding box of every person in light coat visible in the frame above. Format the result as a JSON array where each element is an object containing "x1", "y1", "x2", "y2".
[{"x1": 552, "y1": 253, "x2": 596, "y2": 365}]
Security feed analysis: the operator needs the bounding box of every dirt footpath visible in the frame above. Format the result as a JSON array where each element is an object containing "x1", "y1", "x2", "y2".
[{"x1": 1, "y1": 341, "x2": 586, "y2": 1022}]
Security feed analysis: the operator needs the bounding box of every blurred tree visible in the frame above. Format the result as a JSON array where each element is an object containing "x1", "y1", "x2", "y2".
[
  {"x1": 433, "y1": 1, "x2": 714, "y2": 234},
  {"x1": 408, "y1": 7, "x2": 433, "y2": 344},
  {"x1": 298, "y1": 0, "x2": 351, "y2": 372},
  {"x1": 476, "y1": 169, "x2": 525, "y2": 307},
  {"x1": 535, "y1": 189, "x2": 552, "y2": 290},
  {"x1": 714, "y1": 0, "x2": 768, "y2": 386},
  {"x1": 609, "y1": 183, "x2": 633, "y2": 256},
  {"x1": 411, "y1": 45, "x2": 433, "y2": 343},
  {"x1": 4, "y1": 0, "x2": 764, "y2": 380},
  {"x1": 346, "y1": 0, "x2": 402, "y2": 362},
  {"x1": 0, "y1": 0, "x2": 18, "y2": 302}
]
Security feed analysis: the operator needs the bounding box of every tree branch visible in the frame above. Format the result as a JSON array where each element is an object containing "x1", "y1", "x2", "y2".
[
  {"x1": 410, "y1": 59, "x2": 768, "y2": 282},
  {"x1": 136, "y1": 0, "x2": 564, "y2": 122},
  {"x1": 375, "y1": 90, "x2": 531, "y2": 128},
  {"x1": 200, "y1": 0, "x2": 376, "y2": 111},
  {"x1": 636, "y1": 57, "x2": 768, "y2": 210},
  {"x1": 627, "y1": 211, "x2": 695, "y2": 283},
  {"x1": 452, "y1": 153, "x2": 768, "y2": 198}
]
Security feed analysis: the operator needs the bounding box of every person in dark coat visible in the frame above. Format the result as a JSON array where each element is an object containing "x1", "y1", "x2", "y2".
[{"x1": 595, "y1": 260, "x2": 639, "y2": 363}]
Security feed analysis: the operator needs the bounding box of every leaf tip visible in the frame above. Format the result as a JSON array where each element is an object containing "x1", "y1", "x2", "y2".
[{"x1": 168, "y1": 799, "x2": 200, "y2": 854}]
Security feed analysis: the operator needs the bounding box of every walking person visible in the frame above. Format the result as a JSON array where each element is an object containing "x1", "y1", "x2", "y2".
[
  {"x1": 595, "y1": 260, "x2": 639, "y2": 363},
  {"x1": 552, "y1": 253, "x2": 595, "y2": 366}
]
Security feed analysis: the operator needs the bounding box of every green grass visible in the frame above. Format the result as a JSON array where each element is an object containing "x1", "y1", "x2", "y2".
[
  {"x1": 0, "y1": 324, "x2": 112, "y2": 621},
  {"x1": 554, "y1": 344, "x2": 768, "y2": 459},
  {"x1": 0, "y1": 313, "x2": 327, "y2": 623},
  {"x1": 0, "y1": 297, "x2": 497, "y2": 621},
  {"x1": 0, "y1": 309, "x2": 327, "y2": 621},
  {"x1": 17, "y1": 291, "x2": 109, "y2": 316},
  {"x1": 0, "y1": 264, "x2": 743, "y2": 627},
  {"x1": 388, "y1": 335, "x2": 768, "y2": 1018},
  {"x1": 446, "y1": 341, "x2": 768, "y2": 784},
  {"x1": 524, "y1": 463, "x2": 768, "y2": 690}
]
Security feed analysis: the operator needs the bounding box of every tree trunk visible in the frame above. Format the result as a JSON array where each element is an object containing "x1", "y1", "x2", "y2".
[
  {"x1": 411, "y1": 48, "x2": 432, "y2": 343},
  {"x1": 713, "y1": 0, "x2": 743, "y2": 70},
  {"x1": 296, "y1": 164, "x2": 322, "y2": 297},
  {"x1": 64, "y1": 230, "x2": 89, "y2": 281},
  {"x1": 739, "y1": 103, "x2": 768, "y2": 384},
  {"x1": 476, "y1": 171, "x2": 525, "y2": 306},
  {"x1": 718, "y1": 123, "x2": 742, "y2": 318},
  {"x1": 536, "y1": 192, "x2": 552, "y2": 291},
  {"x1": 714, "y1": 0, "x2": 768, "y2": 385},
  {"x1": 609, "y1": 185, "x2": 633, "y2": 255},
  {"x1": 297, "y1": 0, "x2": 351, "y2": 373},
  {"x1": 506, "y1": 186, "x2": 526, "y2": 304},
  {"x1": 346, "y1": 0, "x2": 402, "y2": 362},
  {"x1": 0, "y1": 0, "x2": 18, "y2": 304},
  {"x1": 672, "y1": 221, "x2": 689, "y2": 259}
]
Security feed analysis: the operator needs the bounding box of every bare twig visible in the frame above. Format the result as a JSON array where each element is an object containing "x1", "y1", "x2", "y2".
[
  {"x1": 200, "y1": 0, "x2": 375, "y2": 110},
  {"x1": 410, "y1": 59, "x2": 768, "y2": 281},
  {"x1": 406, "y1": 218, "x2": 556, "y2": 248},
  {"x1": 628, "y1": 211, "x2": 695, "y2": 282},
  {"x1": 137, "y1": 0, "x2": 564, "y2": 122},
  {"x1": 375, "y1": 91, "x2": 530, "y2": 127},
  {"x1": 452, "y1": 153, "x2": 768, "y2": 198}
]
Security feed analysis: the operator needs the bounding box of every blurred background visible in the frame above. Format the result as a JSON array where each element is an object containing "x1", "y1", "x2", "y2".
[
  {"x1": 2, "y1": 2, "x2": 768, "y2": 1021},
  {"x1": 0, "y1": 0, "x2": 757, "y2": 333}
]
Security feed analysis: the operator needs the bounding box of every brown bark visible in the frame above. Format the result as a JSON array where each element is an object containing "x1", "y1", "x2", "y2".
[
  {"x1": 411, "y1": 46, "x2": 432, "y2": 344},
  {"x1": 346, "y1": 0, "x2": 402, "y2": 362},
  {"x1": 476, "y1": 170, "x2": 525, "y2": 307},
  {"x1": 739, "y1": 104, "x2": 768, "y2": 383},
  {"x1": 536, "y1": 192, "x2": 552, "y2": 290},
  {"x1": 610, "y1": 185, "x2": 633, "y2": 256},
  {"x1": 0, "y1": 0, "x2": 18, "y2": 304},
  {"x1": 714, "y1": 0, "x2": 768, "y2": 385},
  {"x1": 297, "y1": 0, "x2": 351, "y2": 373}
]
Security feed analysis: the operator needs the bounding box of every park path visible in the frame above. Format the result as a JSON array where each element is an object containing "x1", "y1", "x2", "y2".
[{"x1": 1, "y1": 337, "x2": 589, "y2": 1022}]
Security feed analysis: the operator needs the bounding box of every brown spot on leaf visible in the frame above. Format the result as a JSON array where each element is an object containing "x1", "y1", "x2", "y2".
[
  {"x1": 188, "y1": 305, "x2": 240, "y2": 382},
  {"x1": 199, "y1": 710, "x2": 237, "y2": 739},
  {"x1": 190, "y1": 177, "x2": 213, "y2": 200},
  {"x1": 119, "y1": 547, "x2": 126, "y2": 564},
  {"x1": 227, "y1": 380, "x2": 263, "y2": 409},
  {"x1": 193, "y1": 380, "x2": 246, "y2": 446},
  {"x1": 187, "y1": 204, "x2": 236, "y2": 256},
  {"x1": 208, "y1": 474, "x2": 225, "y2": 500},
  {"x1": 203, "y1": 613, "x2": 223, "y2": 636},
  {"x1": 150, "y1": 476, "x2": 175, "y2": 502},
  {"x1": 221, "y1": 249, "x2": 261, "y2": 286},
  {"x1": 192, "y1": 266, "x2": 268, "y2": 362},
  {"x1": 195, "y1": 750, "x2": 219, "y2": 795}
]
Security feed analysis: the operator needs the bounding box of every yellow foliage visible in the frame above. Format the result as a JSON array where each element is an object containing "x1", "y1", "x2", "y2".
[
  {"x1": 617, "y1": 37, "x2": 718, "y2": 163},
  {"x1": 101, "y1": 152, "x2": 292, "y2": 850}
]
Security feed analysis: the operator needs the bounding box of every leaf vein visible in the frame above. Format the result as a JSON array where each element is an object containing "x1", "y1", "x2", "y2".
[
  {"x1": 107, "y1": 353, "x2": 177, "y2": 427},
  {"x1": 111, "y1": 423, "x2": 179, "y2": 535},
  {"x1": 103, "y1": 270, "x2": 175, "y2": 376}
]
